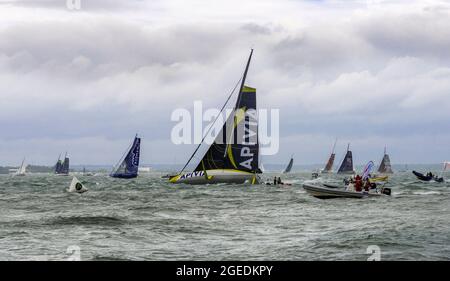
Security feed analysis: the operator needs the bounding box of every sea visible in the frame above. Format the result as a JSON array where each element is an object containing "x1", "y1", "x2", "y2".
[{"x1": 0, "y1": 169, "x2": 449, "y2": 261}]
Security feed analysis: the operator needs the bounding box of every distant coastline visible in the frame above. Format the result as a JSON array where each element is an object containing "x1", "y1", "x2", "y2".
[{"x1": 0, "y1": 163, "x2": 446, "y2": 174}]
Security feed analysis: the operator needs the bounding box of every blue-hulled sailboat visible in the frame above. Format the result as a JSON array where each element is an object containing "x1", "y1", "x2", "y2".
[
  {"x1": 55, "y1": 152, "x2": 70, "y2": 175},
  {"x1": 110, "y1": 135, "x2": 141, "y2": 179}
]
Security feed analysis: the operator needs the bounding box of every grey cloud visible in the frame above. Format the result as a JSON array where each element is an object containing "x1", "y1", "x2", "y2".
[
  {"x1": 1, "y1": 2, "x2": 450, "y2": 165},
  {"x1": 2, "y1": 0, "x2": 146, "y2": 11}
]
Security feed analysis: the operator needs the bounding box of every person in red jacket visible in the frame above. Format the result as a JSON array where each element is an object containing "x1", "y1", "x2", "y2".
[{"x1": 354, "y1": 175, "x2": 363, "y2": 192}]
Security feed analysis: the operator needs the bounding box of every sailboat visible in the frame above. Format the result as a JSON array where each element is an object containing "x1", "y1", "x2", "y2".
[
  {"x1": 82, "y1": 166, "x2": 94, "y2": 176},
  {"x1": 321, "y1": 138, "x2": 337, "y2": 174},
  {"x1": 282, "y1": 155, "x2": 294, "y2": 174},
  {"x1": 110, "y1": 135, "x2": 141, "y2": 179},
  {"x1": 55, "y1": 153, "x2": 70, "y2": 175},
  {"x1": 169, "y1": 49, "x2": 261, "y2": 184},
  {"x1": 15, "y1": 158, "x2": 27, "y2": 176},
  {"x1": 337, "y1": 143, "x2": 355, "y2": 174},
  {"x1": 377, "y1": 146, "x2": 393, "y2": 174}
]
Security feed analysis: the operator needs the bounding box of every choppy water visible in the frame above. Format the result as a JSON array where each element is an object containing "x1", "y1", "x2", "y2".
[{"x1": 0, "y1": 171, "x2": 449, "y2": 261}]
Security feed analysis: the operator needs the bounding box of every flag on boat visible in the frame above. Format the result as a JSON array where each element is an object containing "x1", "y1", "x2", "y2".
[{"x1": 362, "y1": 161, "x2": 374, "y2": 180}]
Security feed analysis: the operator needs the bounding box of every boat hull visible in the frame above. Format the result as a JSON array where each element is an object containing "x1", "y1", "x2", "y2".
[
  {"x1": 336, "y1": 170, "x2": 355, "y2": 175},
  {"x1": 110, "y1": 174, "x2": 138, "y2": 179},
  {"x1": 412, "y1": 170, "x2": 432, "y2": 181},
  {"x1": 169, "y1": 169, "x2": 257, "y2": 185},
  {"x1": 303, "y1": 183, "x2": 387, "y2": 199}
]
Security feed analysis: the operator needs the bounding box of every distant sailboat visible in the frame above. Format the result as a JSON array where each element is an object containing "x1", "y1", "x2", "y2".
[
  {"x1": 282, "y1": 155, "x2": 294, "y2": 174},
  {"x1": 377, "y1": 146, "x2": 393, "y2": 174},
  {"x1": 15, "y1": 158, "x2": 27, "y2": 176},
  {"x1": 337, "y1": 143, "x2": 355, "y2": 174},
  {"x1": 55, "y1": 153, "x2": 70, "y2": 175},
  {"x1": 110, "y1": 135, "x2": 141, "y2": 179},
  {"x1": 82, "y1": 166, "x2": 94, "y2": 176},
  {"x1": 321, "y1": 138, "x2": 337, "y2": 174},
  {"x1": 169, "y1": 49, "x2": 260, "y2": 184},
  {"x1": 68, "y1": 176, "x2": 88, "y2": 193}
]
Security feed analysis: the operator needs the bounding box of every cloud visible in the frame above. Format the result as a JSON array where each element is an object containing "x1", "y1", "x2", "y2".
[{"x1": 0, "y1": 0, "x2": 450, "y2": 165}]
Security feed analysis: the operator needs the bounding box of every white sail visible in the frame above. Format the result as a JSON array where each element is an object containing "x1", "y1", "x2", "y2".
[
  {"x1": 15, "y1": 158, "x2": 27, "y2": 176},
  {"x1": 68, "y1": 176, "x2": 88, "y2": 193}
]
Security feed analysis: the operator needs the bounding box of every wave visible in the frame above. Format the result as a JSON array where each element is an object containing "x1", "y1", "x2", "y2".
[{"x1": 45, "y1": 216, "x2": 127, "y2": 226}]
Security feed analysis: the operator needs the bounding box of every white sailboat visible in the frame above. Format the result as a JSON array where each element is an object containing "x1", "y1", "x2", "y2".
[
  {"x1": 15, "y1": 158, "x2": 27, "y2": 176},
  {"x1": 67, "y1": 176, "x2": 88, "y2": 193}
]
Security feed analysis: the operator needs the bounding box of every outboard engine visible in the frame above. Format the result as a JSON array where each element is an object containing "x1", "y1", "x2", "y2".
[{"x1": 381, "y1": 187, "x2": 391, "y2": 196}]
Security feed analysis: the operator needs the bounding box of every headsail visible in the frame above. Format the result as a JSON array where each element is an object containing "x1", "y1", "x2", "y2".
[
  {"x1": 377, "y1": 147, "x2": 393, "y2": 174},
  {"x1": 322, "y1": 138, "x2": 337, "y2": 173},
  {"x1": 110, "y1": 135, "x2": 141, "y2": 179},
  {"x1": 337, "y1": 143, "x2": 354, "y2": 174},
  {"x1": 283, "y1": 155, "x2": 294, "y2": 174}
]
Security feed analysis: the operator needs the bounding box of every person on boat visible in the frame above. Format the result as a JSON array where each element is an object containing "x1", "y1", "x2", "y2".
[
  {"x1": 343, "y1": 178, "x2": 350, "y2": 185},
  {"x1": 277, "y1": 177, "x2": 283, "y2": 185},
  {"x1": 427, "y1": 172, "x2": 433, "y2": 178},
  {"x1": 274, "y1": 176, "x2": 277, "y2": 185},
  {"x1": 354, "y1": 175, "x2": 363, "y2": 192},
  {"x1": 364, "y1": 179, "x2": 371, "y2": 192}
]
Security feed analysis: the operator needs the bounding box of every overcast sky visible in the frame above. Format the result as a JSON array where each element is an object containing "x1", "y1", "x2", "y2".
[{"x1": 1, "y1": 0, "x2": 450, "y2": 167}]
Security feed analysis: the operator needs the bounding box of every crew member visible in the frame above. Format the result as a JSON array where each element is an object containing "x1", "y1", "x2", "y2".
[{"x1": 354, "y1": 175, "x2": 363, "y2": 192}]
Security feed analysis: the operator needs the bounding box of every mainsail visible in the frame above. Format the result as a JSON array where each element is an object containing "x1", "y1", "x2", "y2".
[
  {"x1": 54, "y1": 154, "x2": 62, "y2": 174},
  {"x1": 193, "y1": 85, "x2": 259, "y2": 173},
  {"x1": 283, "y1": 155, "x2": 294, "y2": 174},
  {"x1": 337, "y1": 143, "x2": 354, "y2": 174},
  {"x1": 110, "y1": 135, "x2": 141, "y2": 179},
  {"x1": 322, "y1": 139, "x2": 337, "y2": 173},
  {"x1": 377, "y1": 147, "x2": 393, "y2": 174}
]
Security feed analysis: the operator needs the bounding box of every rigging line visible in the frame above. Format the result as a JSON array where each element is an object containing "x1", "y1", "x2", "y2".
[
  {"x1": 178, "y1": 77, "x2": 243, "y2": 175},
  {"x1": 224, "y1": 49, "x2": 254, "y2": 157},
  {"x1": 111, "y1": 137, "x2": 136, "y2": 174}
]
